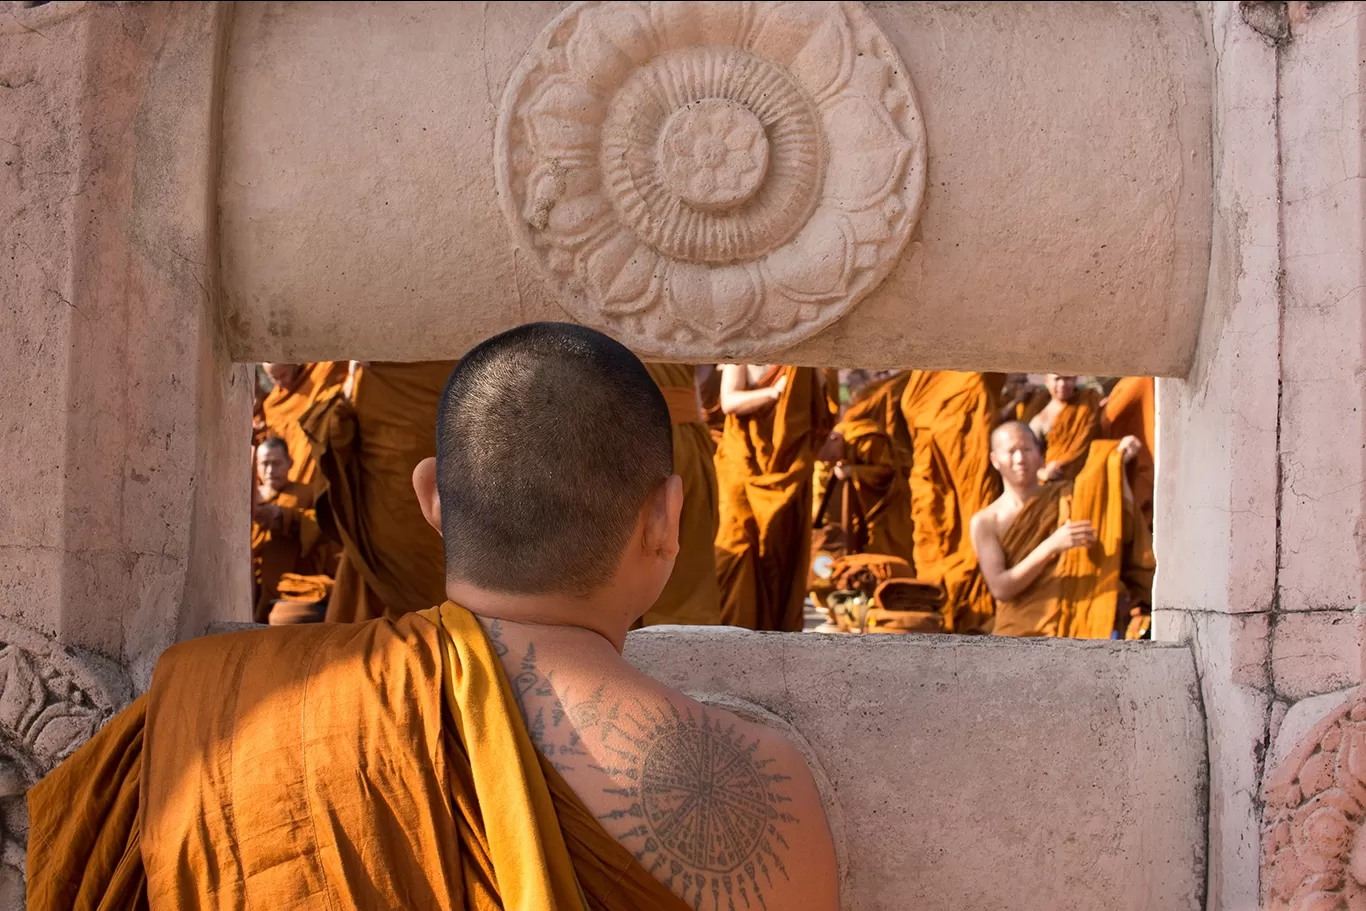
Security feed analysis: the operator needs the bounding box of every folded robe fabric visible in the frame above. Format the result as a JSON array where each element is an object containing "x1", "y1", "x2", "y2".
[
  {"x1": 258, "y1": 361, "x2": 348, "y2": 493},
  {"x1": 829, "y1": 373, "x2": 915, "y2": 563},
  {"x1": 1042, "y1": 387, "x2": 1103, "y2": 482},
  {"x1": 1101, "y1": 376, "x2": 1156, "y2": 525},
  {"x1": 714, "y1": 366, "x2": 834, "y2": 631},
  {"x1": 26, "y1": 604, "x2": 689, "y2": 911},
  {"x1": 641, "y1": 363, "x2": 721, "y2": 627}
]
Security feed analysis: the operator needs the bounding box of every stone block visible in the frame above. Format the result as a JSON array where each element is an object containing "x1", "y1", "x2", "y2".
[
  {"x1": 625, "y1": 629, "x2": 1206, "y2": 911},
  {"x1": 1271, "y1": 609, "x2": 1362, "y2": 701}
]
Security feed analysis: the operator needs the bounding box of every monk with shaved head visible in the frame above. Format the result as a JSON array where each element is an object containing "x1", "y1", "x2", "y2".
[
  {"x1": 967, "y1": 421, "x2": 1154, "y2": 638},
  {"x1": 29, "y1": 323, "x2": 838, "y2": 911}
]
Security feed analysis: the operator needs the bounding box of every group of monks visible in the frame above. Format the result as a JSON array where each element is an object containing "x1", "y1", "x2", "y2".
[{"x1": 251, "y1": 358, "x2": 1155, "y2": 643}]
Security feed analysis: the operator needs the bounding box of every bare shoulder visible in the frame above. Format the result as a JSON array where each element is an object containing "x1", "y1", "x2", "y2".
[
  {"x1": 971, "y1": 498, "x2": 1003, "y2": 538},
  {"x1": 610, "y1": 691, "x2": 840, "y2": 911}
]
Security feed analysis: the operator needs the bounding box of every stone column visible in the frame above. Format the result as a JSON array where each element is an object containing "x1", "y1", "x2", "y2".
[
  {"x1": 1156, "y1": 3, "x2": 1366, "y2": 908},
  {"x1": 0, "y1": 3, "x2": 249, "y2": 890}
]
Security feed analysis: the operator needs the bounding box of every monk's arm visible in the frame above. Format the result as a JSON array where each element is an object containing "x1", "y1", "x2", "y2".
[
  {"x1": 719, "y1": 364, "x2": 784, "y2": 415},
  {"x1": 971, "y1": 511, "x2": 1094, "y2": 602}
]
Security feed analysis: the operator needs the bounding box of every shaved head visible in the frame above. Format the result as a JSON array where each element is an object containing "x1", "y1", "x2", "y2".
[
  {"x1": 435, "y1": 323, "x2": 673, "y2": 597},
  {"x1": 991, "y1": 420, "x2": 1041, "y2": 454}
]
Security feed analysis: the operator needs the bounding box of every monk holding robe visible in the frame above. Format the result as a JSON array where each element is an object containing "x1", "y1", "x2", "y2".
[
  {"x1": 250, "y1": 438, "x2": 337, "y2": 623},
  {"x1": 640, "y1": 363, "x2": 721, "y2": 626},
  {"x1": 27, "y1": 323, "x2": 839, "y2": 911},
  {"x1": 256, "y1": 361, "x2": 348, "y2": 492},
  {"x1": 969, "y1": 421, "x2": 1155, "y2": 638},
  {"x1": 824, "y1": 371, "x2": 915, "y2": 562},
  {"x1": 900, "y1": 371, "x2": 1004, "y2": 633},
  {"x1": 1030, "y1": 373, "x2": 1103, "y2": 482},
  {"x1": 714, "y1": 365, "x2": 833, "y2": 631},
  {"x1": 308, "y1": 360, "x2": 458, "y2": 622},
  {"x1": 1102, "y1": 376, "x2": 1157, "y2": 526}
]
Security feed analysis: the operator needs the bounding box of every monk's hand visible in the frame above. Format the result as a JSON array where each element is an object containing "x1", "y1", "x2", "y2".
[
  {"x1": 768, "y1": 374, "x2": 788, "y2": 401},
  {"x1": 1118, "y1": 435, "x2": 1142, "y2": 464},
  {"x1": 1038, "y1": 461, "x2": 1065, "y2": 483},
  {"x1": 832, "y1": 461, "x2": 849, "y2": 481},
  {"x1": 1045, "y1": 520, "x2": 1097, "y2": 555},
  {"x1": 253, "y1": 502, "x2": 282, "y2": 529}
]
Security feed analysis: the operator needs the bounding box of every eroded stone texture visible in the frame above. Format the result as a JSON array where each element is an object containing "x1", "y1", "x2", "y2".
[{"x1": 495, "y1": 1, "x2": 925, "y2": 356}]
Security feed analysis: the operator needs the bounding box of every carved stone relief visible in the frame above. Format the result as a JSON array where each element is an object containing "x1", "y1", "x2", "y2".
[
  {"x1": 496, "y1": 0, "x2": 926, "y2": 358},
  {"x1": 0, "y1": 620, "x2": 130, "y2": 889},
  {"x1": 1262, "y1": 689, "x2": 1366, "y2": 910}
]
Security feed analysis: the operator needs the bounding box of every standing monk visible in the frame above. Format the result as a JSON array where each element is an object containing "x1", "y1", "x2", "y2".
[
  {"x1": 1102, "y1": 376, "x2": 1156, "y2": 526},
  {"x1": 309, "y1": 361, "x2": 458, "y2": 622},
  {"x1": 256, "y1": 362, "x2": 348, "y2": 492},
  {"x1": 823, "y1": 371, "x2": 914, "y2": 561},
  {"x1": 1029, "y1": 374, "x2": 1103, "y2": 482},
  {"x1": 250, "y1": 438, "x2": 335, "y2": 623},
  {"x1": 901, "y1": 371, "x2": 1004, "y2": 633},
  {"x1": 969, "y1": 422, "x2": 1154, "y2": 638},
  {"x1": 714, "y1": 365, "x2": 833, "y2": 631},
  {"x1": 640, "y1": 363, "x2": 721, "y2": 626}
]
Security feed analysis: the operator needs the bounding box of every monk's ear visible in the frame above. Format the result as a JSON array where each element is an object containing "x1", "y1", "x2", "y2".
[
  {"x1": 412, "y1": 457, "x2": 442, "y2": 536},
  {"x1": 643, "y1": 474, "x2": 683, "y2": 559}
]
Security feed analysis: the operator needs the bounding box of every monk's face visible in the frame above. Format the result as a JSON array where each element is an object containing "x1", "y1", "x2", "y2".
[
  {"x1": 1045, "y1": 374, "x2": 1078, "y2": 403},
  {"x1": 991, "y1": 426, "x2": 1043, "y2": 488},
  {"x1": 262, "y1": 363, "x2": 300, "y2": 388},
  {"x1": 255, "y1": 443, "x2": 291, "y2": 489}
]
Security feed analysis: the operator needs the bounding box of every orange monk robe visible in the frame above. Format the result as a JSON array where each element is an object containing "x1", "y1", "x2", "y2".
[
  {"x1": 829, "y1": 372, "x2": 914, "y2": 562},
  {"x1": 309, "y1": 361, "x2": 458, "y2": 623},
  {"x1": 698, "y1": 365, "x2": 726, "y2": 446},
  {"x1": 901, "y1": 371, "x2": 1004, "y2": 633},
  {"x1": 1014, "y1": 386, "x2": 1051, "y2": 424},
  {"x1": 1102, "y1": 376, "x2": 1156, "y2": 526},
  {"x1": 641, "y1": 363, "x2": 721, "y2": 626},
  {"x1": 715, "y1": 367, "x2": 834, "y2": 631},
  {"x1": 250, "y1": 480, "x2": 339, "y2": 623},
  {"x1": 1043, "y1": 387, "x2": 1104, "y2": 481},
  {"x1": 259, "y1": 361, "x2": 348, "y2": 492},
  {"x1": 989, "y1": 441, "x2": 1156, "y2": 638},
  {"x1": 26, "y1": 604, "x2": 689, "y2": 911}
]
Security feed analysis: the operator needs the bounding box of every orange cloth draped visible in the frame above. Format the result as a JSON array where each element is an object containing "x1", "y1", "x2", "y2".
[
  {"x1": 642, "y1": 364, "x2": 721, "y2": 627},
  {"x1": 990, "y1": 441, "x2": 1156, "y2": 638},
  {"x1": 1102, "y1": 376, "x2": 1156, "y2": 525},
  {"x1": 698, "y1": 367, "x2": 725, "y2": 445},
  {"x1": 715, "y1": 366, "x2": 833, "y2": 631},
  {"x1": 828, "y1": 373, "x2": 914, "y2": 562},
  {"x1": 309, "y1": 361, "x2": 457, "y2": 623},
  {"x1": 250, "y1": 481, "x2": 337, "y2": 623},
  {"x1": 901, "y1": 371, "x2": 1004, "y2": 633},
  {"x1": 26, "y1": 604, "x2": 689, "y2": 911},
  {"x1": 1014, "y1": 386, "x2": 1050, "y2": 424},
  {"x1": 1042, "y1": 387, "x2": 1103, "y2": 481},
  {"x1": 258, "y1": 362, "x2": 348, "y2": 492}
]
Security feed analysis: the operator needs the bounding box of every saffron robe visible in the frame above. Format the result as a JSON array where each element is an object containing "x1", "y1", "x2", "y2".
[
  {"x1": 989, "y1": 441, "x2": 1156, "y2": 638},
  {"x1": 1102, "y1": 376, "x2": 1156, "y2": 526},
  {"x1": 258, "y1": 361, "x2": 348, "y2": 492},
  {"x1": 827, "y1": 372, "x2": 914, "y2": 562},
  {"x1": 310, "y1": 361, "x2": 457, "y2": 622},
  {"x1": 641, "y1": 363, "x2": 722, "y2": 627},
  {"x1": 1041, "y1": 387, "x2": 1104, "y2": 481},
  {"x1": 25, "y1": 603, "x2": 690, "y2": 911},
  {"x1": 714, "y1": 367, "x2": 833, "y2": 631},
  {"x1": 901, "y1": 371, "x2": 1004, "y2": 633},
  {"x1": 250, "y1": 481, "x2": 336, "y2": 624}
]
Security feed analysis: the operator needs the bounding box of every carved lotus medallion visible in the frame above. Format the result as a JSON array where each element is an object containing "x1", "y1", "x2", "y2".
[{"x1": 496, "y1": 0, "x2": 926, "y2": 357}]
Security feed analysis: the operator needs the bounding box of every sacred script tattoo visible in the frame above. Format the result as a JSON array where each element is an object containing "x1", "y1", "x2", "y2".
[{"x1": 483, "y1": 620, "x2": 798, "y2": 910}]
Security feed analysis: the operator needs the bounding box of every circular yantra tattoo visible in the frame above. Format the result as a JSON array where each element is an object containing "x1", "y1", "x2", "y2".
[{"x1": 640, "y1": 725, "x2": 779, "y2": 873}]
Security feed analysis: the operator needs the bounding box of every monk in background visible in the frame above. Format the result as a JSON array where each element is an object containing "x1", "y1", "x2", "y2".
[
  {"x1": 697, "y1": 364, "x2": 726, "y2": 445},
  {"x1": 714, "y1": 365, "x2": 834, "y2": 630},
  {"x1": 1030, "y1": 373, "x2": 1103, "y2": 482},
  {"x1": 307, "y1": 360, "x2": 458, "y2": 622},
  {"x1": 1102, "y1": 376, "x2": 1156, "y2": 526},
  {"x1": 901, "y1": 371, "x2": 1004, "y2": 633},
  {"x1": 1000, "y1": 372, "x2": 1050, "y2": 424},
  {"x1": 25, "y1": 323, "x2": 840, "y2": 911},
  {"x1": 250, "y1": 437, "x2": 338, "y2": 623},
  {"x1": 640, "y1": 363, "x2": 721, "y2": 626},
  {"x1": 969, "y1": 422, "x2": 1154, "y2": 638},
  {"x1": 823, "y1": 370, "x2": 914, "y2": 562},
  {"x1": 255, "y1": 361, "x2": 348, "y2": 492}
]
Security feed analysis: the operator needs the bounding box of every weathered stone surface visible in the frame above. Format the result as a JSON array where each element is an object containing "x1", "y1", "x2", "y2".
[
  {"x1": 1273, "y1": 610, "x2": 1363, "y2": 702},
  {"x1": 625, "y1": 628, "x2": 1206, "y2": 911},
  {"x1": 219, "y1": 1, "x2": 1212, "y2": 373}
]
